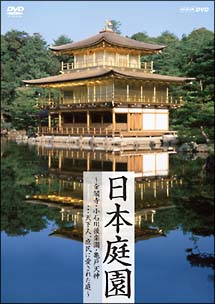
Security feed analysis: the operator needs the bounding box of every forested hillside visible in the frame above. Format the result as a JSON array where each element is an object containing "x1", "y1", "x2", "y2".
[{"x1": 1, "y1": 27, "x2": 214, "y2": 143}]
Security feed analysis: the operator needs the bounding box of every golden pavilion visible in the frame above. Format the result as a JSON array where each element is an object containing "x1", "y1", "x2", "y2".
[{"x1": 23, "y1": 22, "x2": 193, "y2": 140}]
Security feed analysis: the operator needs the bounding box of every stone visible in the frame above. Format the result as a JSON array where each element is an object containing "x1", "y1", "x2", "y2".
[
  {"x1": 196, "y1": 144, "x2": 210, "y2": 153},
  {"x1": 178, "y1": 143, "x2": 193, "y2": 152}
]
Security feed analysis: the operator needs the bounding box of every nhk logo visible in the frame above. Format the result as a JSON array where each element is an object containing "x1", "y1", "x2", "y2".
[{"x1": 7, "y1": 6, "x2": 24, "y2": 17}]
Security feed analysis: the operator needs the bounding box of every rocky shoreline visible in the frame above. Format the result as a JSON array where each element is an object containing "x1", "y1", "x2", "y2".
[{"x1": 2, "y1": 129, "x2": 213, "y2": 154}]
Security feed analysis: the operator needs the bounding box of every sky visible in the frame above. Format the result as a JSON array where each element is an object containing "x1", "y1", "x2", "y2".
[{"x1": 1, "y1": 1, "x2": 214, "y2": 45}]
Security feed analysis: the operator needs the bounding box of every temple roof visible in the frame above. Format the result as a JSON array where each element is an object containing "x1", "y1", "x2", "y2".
[
  {"x1": 49, "y1": 30, "x2": 165, "y2": 53},
  {"x1": 23, "y1": 68, "x2": 194, "y2": 85}
]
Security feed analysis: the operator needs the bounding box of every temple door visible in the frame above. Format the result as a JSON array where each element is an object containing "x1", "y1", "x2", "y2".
[
  {"x1": 130, "y1": 113, "x2": 142, "y2": 131},
  {"x1": 127, "y1": 155, "x2": 143, "y2": 172}
]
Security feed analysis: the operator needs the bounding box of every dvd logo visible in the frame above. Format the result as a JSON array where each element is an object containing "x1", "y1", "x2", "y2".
[
  {"x1": 7, "y1": 6, "x2": 24, "y2": 16},
  {"x1": 195, "y1": 7, "x2": 209, "y2": 12}
]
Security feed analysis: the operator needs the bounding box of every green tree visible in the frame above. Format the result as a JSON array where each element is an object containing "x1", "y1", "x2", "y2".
[
  {"x1": 131, "y1": 31, "x2": 155, "y2": 44},
  {"x1": 52, "y1": 34, "x2": 73, "y2": 65},
  {"x1": 110, "y1": 20, "x2": 122, "y2": 34},
  {"x1": 1, "y1": 31, "x2": 30, "y2": 107},
  {"x1": 152, "y1": 31, "x2": 181, "y2": 75},
  {"x1": 170, "y1": 28, "x2": 214, "y2": 143},
  {"x1": 1, "y1": 31, "x2": 59, "y2": 130},
  {"x1": 53, "y1": 34, "x2": 72, "y2": 46},
  {"x1": 131, "y1": 27, "x2": 214, "y2": 143},
  {"x1": 131, "y1": 31, "x2": 181, "y2": 75},
  {"x1": 16, "y1": 32, "x2": 59, "y2": 80},
  {"x1": 9, "y1": 88, "x2": 38, "y2": 131}
]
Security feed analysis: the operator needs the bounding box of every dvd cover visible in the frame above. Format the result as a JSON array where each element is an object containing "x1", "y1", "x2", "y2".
[{"x1": 1, "y1": 1, "x2": 214, "y2": 303}]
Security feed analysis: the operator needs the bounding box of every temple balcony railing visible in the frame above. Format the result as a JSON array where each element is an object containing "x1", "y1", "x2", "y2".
[
  {"x1": 37, "y1": 93, "x2": 183, "y2": 108},
  {"x1": 60, "y1": 61, "x2": 154, "y2": 73},
  {"x1": 38, "y1": 126, "x2": 177, "y2": 137}
]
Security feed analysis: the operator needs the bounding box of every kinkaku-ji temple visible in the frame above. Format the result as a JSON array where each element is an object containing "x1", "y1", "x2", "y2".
[{"x1": 23, "y1": 21, "x2": 194, "y2": 146}]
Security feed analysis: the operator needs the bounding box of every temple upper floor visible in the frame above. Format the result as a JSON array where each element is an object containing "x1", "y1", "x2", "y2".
[
  {"x1": 50, "y1": 23, "x2": 165, "y2": 73},
  {"x1": 60, "y1": 51, "x2": 154, "y2": 73}
]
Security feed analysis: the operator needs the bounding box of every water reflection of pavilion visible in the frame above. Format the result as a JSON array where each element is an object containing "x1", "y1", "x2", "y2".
[
  {"x1": 51, "y1": 207, "x2": 169, "y2": 242},
  {"x1": 34, "y1": 147, "x2": 182, "y2": 204},
  {"x1": 37, "y1": 146, "x2": 173, "y2": 178},
  {"x1": 26, "y1": 200, "x2": 169, "y2": 242},
  {"x1": 26, "y1": 147, "x2": 183, "y2": 242}
]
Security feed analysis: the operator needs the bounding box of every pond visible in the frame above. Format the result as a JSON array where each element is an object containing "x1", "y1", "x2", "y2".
[{"x1": 1, "y1": 139, "x2": 214, "y2": 303}]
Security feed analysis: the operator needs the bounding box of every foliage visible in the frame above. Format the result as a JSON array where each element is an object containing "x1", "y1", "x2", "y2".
[
  {"x1": 53, "y1": 35, "x2": 72, "y2": 46},
  {"x1": 9, "y1": 88, "x2": 38, "y2": 130},
  {"x1": 1, "y1": 31, "x2": 59, "y2": 130},
  {"x1": 1, "y1": 141, "x2": 59, "y2": 236},
  {"x1": 131, "y1": 31, "x2": 152, "y2": 43},
  {"x1": 53, "y1": 34, "x2": 74, "y2": 64},
  {"x1": 170, "y1": 100, "x2": 214, "y2": 143},
  {"x1": 110, "y1": 20, "x2": 122, "y2": 34},
  {"x1": 170, "y1": 155, "x2": 214, "y2": 237},
  {"x1": 149, "y1": 153, "x2": 214, "y2": 272},
  {"x1": 131, "y1": 28, "x2": 214, "y2": 143}
]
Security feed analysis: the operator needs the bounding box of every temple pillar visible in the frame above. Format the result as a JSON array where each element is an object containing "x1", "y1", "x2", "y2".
[
  {"x1": 48, "y1": 114, "x2": 51, "y2": 129},
  {"x1": 151, "y1": 61, "x2": 154, "y2": 71},
  {"x1": 58, "y1": 151, "x2": 62, "y2": 170},
  {"x1": 58, "y1": 112, "x2": 62, "y2": 128},
  {"x1": 112, "y1": 157, "x2": 116, "y2": 171},
  {"x1": 87, "y1": 152, "x2": 90, "y2": 171},
  {"x1": 112, "y1": 110, "x2": 116, "y2": 131},
  {"x1": 93, "y1": 85, "x2": 96, "y2": 102},
  {"x1": 61, "y1": 208, "x2": 64, "y2": 221},
  {"x1": 87, "y1": 86, "x2": 90, "y2": 103},
  {"x1": 127, "y1": 54, "x2": 129, "y2": 67},
  {"x1": 112, "y1": 81, "x2": 115, "y2": 102},
  {"x1": 153, "y1": 86, "x2": 156, "y2": 103},
  {"x1": 138, "y1": 55, "x2": 141, "y2": 68},
  {"x1": 127, "y1": 84, "x2": 129, "y2": 102},
  {"x1": 127, "y1": 112, "x2": 130, "y2": 131},
  {"x1": 48, "y1": 151, "x2": 51, "y2": 168},
  {"x1": 166, "y1": 87, "x2": 169, "y2": 102},
  {"x1": 99, "y1": 85, "x2": 102, "y2": 102},
  {"x1": 140, "y1": 85, "x2": 143, "y2": 102},
  {"x1": 115, "y1": 52, "x2": 117, "y2": 66},
  {"x1": 151, "y1": 211, "x2": 155, "y2": 223},
  {"x1": 140, "y1": 184, "x2": 144, "y2": 200},
  {"x1": 153, "y1": 181, "x2": 157, "y2": 198},
  {"x1": 87, "y1": 110, "x2": 90, "y2": 129},
  {"x1": 166, "y1": 181, "x2": 169, "y2": 197}
]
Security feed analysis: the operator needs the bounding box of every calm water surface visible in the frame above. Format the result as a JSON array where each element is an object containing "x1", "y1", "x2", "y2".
[{"x1": 1, "y1": 139, "x2": 214, "y2": 303}]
